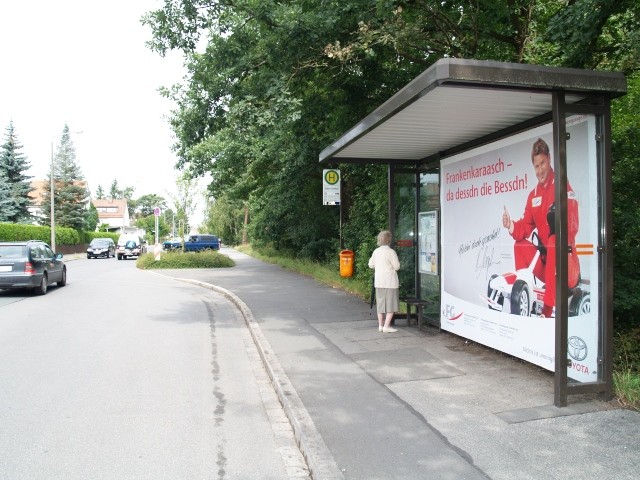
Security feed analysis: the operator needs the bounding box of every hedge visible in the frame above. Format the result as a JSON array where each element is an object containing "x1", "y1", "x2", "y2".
[{"x1": 0, "y1": 222, "x2": 119, "y2": 246}]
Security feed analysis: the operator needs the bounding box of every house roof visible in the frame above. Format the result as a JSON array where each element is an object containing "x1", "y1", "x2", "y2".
[
  {"x1": 28, "y1": 180, "x2": 49, "y2": 206},
  {"x1": 29, "y1": 179, "x2": 90, "y2": 206},
  {"x1": 92, "y1": 198, "x2": 128, "y2": 219},
  {"x1": 319, "y1": 58, "x2": 627, "y2": 166}
]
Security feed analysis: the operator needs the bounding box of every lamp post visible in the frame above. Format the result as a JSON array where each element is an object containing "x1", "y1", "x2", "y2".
[
  {"x1": 50, "y1": 141, "x2": 55, "y2": 250},
  {"x1": 50, "y1": 130, "x2": 83, "y2": 251}
]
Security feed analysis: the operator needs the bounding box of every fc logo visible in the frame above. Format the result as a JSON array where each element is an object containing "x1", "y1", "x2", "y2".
[
  {"x1": 444, "y1": 304, "x2": 455, "y2": 318},
  {"x1": 443, "y1": 304, "x2": 462, "y2": 320}
]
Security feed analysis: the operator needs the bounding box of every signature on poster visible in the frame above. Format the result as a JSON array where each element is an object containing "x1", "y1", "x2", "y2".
[
  {"x1": 456, "y1": 227, "x2": 502, "y2": 280},
  {"x1": 475, "y1": 245, "x2": 500, "y2": 279},
  {"x1": 458, "y1": 227, "x2": 500, "y2": 256}
]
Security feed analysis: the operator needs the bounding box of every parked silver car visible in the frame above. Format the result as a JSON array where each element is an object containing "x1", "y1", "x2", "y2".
[{"x1": 0, "y1": 240, "x2": 66, "y2": 295}]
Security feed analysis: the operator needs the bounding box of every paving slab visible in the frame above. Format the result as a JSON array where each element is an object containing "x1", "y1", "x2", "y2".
[{"x1": 162, "y1": 248, "x2": 640, "y2": 480}]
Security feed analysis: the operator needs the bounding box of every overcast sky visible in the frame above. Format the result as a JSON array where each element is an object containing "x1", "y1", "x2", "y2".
[{"x1": 0, "y1": 0, "x2": 200, "y2": 213}]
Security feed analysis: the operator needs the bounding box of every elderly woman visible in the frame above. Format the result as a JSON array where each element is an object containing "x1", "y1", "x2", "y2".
[{"x1": 368, "y1": 230, "x2": 400, "y2": 333}]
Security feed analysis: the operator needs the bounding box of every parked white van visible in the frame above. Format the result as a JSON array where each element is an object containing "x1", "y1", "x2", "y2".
[{"x1": 116, "y1": 234, "x2": 147, "y2": 260}]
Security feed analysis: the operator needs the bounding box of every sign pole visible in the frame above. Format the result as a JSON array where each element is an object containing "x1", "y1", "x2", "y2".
[
  {"x1": 322, "y1": 168, "x2": 342, "y2": 248},
  {"x1": 339, "y1": 175, "x2": 343, "y2": 249},
  {"x1": 153, "y1": 207, "x2": 161, "y2": 245}
]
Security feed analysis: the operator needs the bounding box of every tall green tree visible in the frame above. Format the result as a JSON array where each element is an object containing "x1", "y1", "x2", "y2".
[
  {"x1": 611, "y1": 73, "x2": 640, "y2": 329},
  {"x1": 107, "y1": 179, "x2": 137, "y2": 218},
  {"x1": 203, "y1": 194, "x2": 245, "y2": 245},
  {"x1": 134, "y1": 214, "x2": 170, "y2": 243},
  {"x1": 143, "y1": 0, "x2": 639, "y2": 266},
  {"x1": 95, "y1": 185, "x2": 105, "y2": 199},
  {"x1": 86, "y1": 203, "x2": 99, "y2": 231},
  {"x1": 136, "y1": 193, "x2": 168, "y2": 218},
  {"x1": 0, "y1": 170, "x2": 18, "y2": 222},
  {"x1": 167, "y1": 173, "x2": 200, "y2": 236},
  {"x1": 537, "y1": 0, "x2": 640, "y2": 73},
  {"x1": 40, "y1": 125, "x2": 89, "y2": 230},
  {"x1": 109, "y1": 179, "x2": 120, "y2": 199},
  {"x1": 122, "y1": 187, "x2": 137, "y2": 219},
  {"x1": 144, "y1": 0, "x2": 392, "y2": 259},
  {"x1": 0, "y1": 121, "x2": 33, "y2": 223}
]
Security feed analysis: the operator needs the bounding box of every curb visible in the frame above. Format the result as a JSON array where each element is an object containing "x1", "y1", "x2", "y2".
[{"x1": 174, "y1": 277, "x2": 345, "y2": 480}]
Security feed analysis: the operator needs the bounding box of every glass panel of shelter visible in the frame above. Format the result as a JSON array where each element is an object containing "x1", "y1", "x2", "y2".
[
  {"x1": 419, "y1": 172, "x2": 441, "y2": 325},
  {"x1": 392, "y1": 168, "x2": 442, "y2": 327},
  {"x1": 393, "y1": 172, "x2": 417, "y2": 302},
  {"x1": 565, "y1": 114, "x2": 602, "y2": 385}
]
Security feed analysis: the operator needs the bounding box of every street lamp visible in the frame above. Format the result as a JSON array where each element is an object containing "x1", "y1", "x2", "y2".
[{"x1": 50, "y1": 130, "x2": 83, "y2": 251}]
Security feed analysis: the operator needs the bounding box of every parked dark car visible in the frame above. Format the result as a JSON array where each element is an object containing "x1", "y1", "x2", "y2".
[
  {"x1": 163, "y1": 234, "x2": 220, "y2": 252},
  {"x1": 162, "y1": 237, "x2": 182, "y2": 251},
  {"x1": 0, "y1": 240, "x2": 66, "y2": 295},
  {"x1": 184, "y1": 234, "x2": 220, "y2": 251},
  {"x1": 87, "y1": 238, "x2": 116, "y2": 259}
]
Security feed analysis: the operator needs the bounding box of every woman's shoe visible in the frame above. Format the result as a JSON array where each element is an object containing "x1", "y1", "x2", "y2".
[
  {"x1": 382, "y1": 327, "x2": 398, "y2": 333},
  {"x1": 378, "y1": 326, "x2": 383, "y2": 332}
]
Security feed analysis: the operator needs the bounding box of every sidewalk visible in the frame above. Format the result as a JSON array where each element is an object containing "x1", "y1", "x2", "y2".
[{"x1": 164, "y1": 248, "x2": 640, "y2": 480}]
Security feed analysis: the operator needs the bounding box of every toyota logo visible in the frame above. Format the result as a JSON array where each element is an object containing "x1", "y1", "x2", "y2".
[{"x1": 568, "y1": 336, "x2": 588, "y2": 362}]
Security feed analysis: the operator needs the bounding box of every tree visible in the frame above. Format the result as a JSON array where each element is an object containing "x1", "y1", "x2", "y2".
[
  {"x1": 144, "y1": 0, "x2": 639, "y2": 266},
  {"x1": 123, "y1": 186, "x2": 137, "y2": 219},
  {"x1": 109, "y1": 179, "x2": 120, "y2": 199},
  {"x1": 136, "y1": 193, "x2": 168, "y2": 218},
  {"x1": 40, "y1": 124, "x2": 89, "y2": 230},
  {"x1": 536, "y1": 0, "x2": 640, "y2": 73},
  {"x1": 0, "y1": 170, "x2": 18, "y2": 222},
  {"x1": 162, "y1": 207, "x2": 177, "y2": 237},
  {"x1": 95, "y1": 185, "x2": 105, "y2": 199},
  {"x1": 144, "y1": 0, "x2": 380, "y2": 259},
  {"x1": 167, "y1": 173, "x2": 200, "y2": 236},
  {"x1": 611, "y1": 72, "x2": 640, "y2": 329},
  {"x1": 108, "y1": 179, "x2": 138, "y2": 217},
  {"x1": 86, "y1": 203, "x2": 99, "y2": 231},
  {"x1": 134, "y1": 214, "x2": 170, "y2": 242},
  {"x1": 0, "y1": 121, "x2": 33, "y2": 223},
  {"x1": 203, "y1": 194, "x2": 245, "y2": 245}
]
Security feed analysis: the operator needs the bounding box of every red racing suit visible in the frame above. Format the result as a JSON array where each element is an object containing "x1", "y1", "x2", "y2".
[{"x1": 510, "y1": 169, "x2": 580, "y2": 309}]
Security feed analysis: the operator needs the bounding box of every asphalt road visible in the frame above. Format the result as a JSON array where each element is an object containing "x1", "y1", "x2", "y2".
[{"x1": 0, "y1": 255, "x2": 308, "y2": 479}]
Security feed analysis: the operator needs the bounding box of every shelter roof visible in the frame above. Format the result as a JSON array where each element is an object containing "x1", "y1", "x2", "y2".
[{"x1": 319, "y1": 59, "x2": 626, "y2": 166}]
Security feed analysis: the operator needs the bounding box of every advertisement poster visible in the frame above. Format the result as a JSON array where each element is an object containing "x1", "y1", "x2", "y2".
[
  {"x1": 419, "y1": 211, "x2": 438, "y2": 275},
  {"x1": 440, "y1": 117, "x2": 599, "y2": 382}
]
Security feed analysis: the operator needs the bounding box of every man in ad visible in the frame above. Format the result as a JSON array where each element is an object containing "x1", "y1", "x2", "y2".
[{"x1": 501, "y1": 138, "x2": 580, "y2": 318}]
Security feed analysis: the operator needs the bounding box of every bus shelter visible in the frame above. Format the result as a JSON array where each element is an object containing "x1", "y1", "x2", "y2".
[{"x1": 319, "y1": 59, "x2": 626, "y2": 407}]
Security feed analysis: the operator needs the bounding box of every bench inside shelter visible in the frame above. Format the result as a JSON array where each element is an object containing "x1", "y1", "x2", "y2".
[{"x1": 401, "y1": 297, "x2": 433, "y2": 330}]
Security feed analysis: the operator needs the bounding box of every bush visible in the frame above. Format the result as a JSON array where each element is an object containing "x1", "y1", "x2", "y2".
[
  {"x1": 85, "y1": 231, "x2": 119, "y2": 243},
  {"x1": 613, "y1": 328, "x2": 640, "y2": 410},
  {"x1": 0, "y1": 222, "x2": 118, "y2": 245},
  {"x1": 614, "y1": 328, "x2": 640, "y2": 375},
  {"x1": 0, "y1": 222, "x2": 53, "y2": 242},
  {"x1": 613, "y1": 370, "x2": 640, "y2": 411},
  {"x1": 136, "y1": 250, "x2": 235, "y2": 269}
]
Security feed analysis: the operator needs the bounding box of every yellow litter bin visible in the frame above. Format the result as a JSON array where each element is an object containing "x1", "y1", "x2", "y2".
[{"x1": 339, "y1": 250, "x2": 354, "y2": 278}]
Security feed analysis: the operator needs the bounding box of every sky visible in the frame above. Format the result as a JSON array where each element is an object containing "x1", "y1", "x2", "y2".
[{"x1": 0, "y1": 1, "x2": 205, "y2": 219}]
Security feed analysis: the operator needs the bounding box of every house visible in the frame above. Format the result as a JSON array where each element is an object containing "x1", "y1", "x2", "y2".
[
  {"x1": 27, "y1": 180, "x2": 131, "y2": 232},
  {"x1": 92, "y1": 197, "x2": 130, "y2": 231},
  {"x1": 27, "y1": 180, "x2": 49, "y2": 223},
  {"x1": 28, "y1": 179, "x2": 91, "y2": 225}
]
